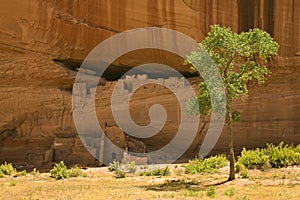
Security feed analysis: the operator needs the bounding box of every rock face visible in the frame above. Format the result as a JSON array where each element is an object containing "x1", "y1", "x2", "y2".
[{"x1": 0, "y1": 0, "x2": 299, "y2": 168}]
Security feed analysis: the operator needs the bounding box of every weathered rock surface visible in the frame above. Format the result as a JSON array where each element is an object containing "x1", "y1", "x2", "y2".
[{"x1": 0, "y1": 0, "x2": 299, "y2": 168}]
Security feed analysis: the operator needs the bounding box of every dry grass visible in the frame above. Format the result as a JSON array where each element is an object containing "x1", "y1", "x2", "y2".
[{"x1": 1, "y1": 165, "x2": 300, "y2": 200}]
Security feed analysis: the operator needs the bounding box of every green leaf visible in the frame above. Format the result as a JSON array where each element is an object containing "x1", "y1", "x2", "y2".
[{"x1": 184, "y1": 25, "x2": 279, "y2": 117}]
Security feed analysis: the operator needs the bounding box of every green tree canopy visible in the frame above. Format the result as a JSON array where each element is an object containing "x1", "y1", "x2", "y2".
[{"x1": 185, "y1": 25, "x2": 279, "y2": 180}]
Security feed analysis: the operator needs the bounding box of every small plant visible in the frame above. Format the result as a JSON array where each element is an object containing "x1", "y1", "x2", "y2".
[
  {"x1": 0, "y1": 162, "x2": 16, "y2": 176},
  {"x1": 142, "y1": 165, "x2": 149, "y2": 169},
  {"x1": 114, "y1": 169, "x2": 126, "y2": 178},
  {"x1": 223, "y1": 187, "x2": 236, "y2": 197},
  {"x1": 237, "y1": 142, "x2": 300, "y2": 171},
  {"x1": 184, "y1": 189, "x2": 203, "y2": 197},
  {"x1": 235, "y1": 162, "x2": 246, "y2": 173},
  {"x1": 69, "y1": 165, "x2": 84, "y2": 177},
  {"x1": 295, "y1": 144, "x2": 300, "y2": 153},
  {"x1": 237, "y1": 148, "x2": 270, "y2": 170},
  {"x1": 265, "y1": 142, "x2": 300, "y2": 168},
  {"x1": 9, "y1": 182, "x2": 16, "y2": 187},
  {"x1": 31, "y1": 168, "x2": 40, "y2": 175},
  {"x1": 108, "y1": 161, "x2": 120, "y2": 172},
  {"x1": 241, "y1": 169, "x2": 249, "y2": 179},
  {"x1": 14, "y1": 170, "x2": 27, "y2": 177},
  {"x1": 125, "y1": 161, "x2": 137, "y2": 173},
  {"x1": 183, "y1": 154, "x2": 227, "y2": 174},
  {"x1": 139, "y1": 166, "x2": 170, "y2": 176},
  {"x1": 0, "y1": 171, "x2": 4, "y2": 178},
  {"x1": 206, "y1": 186, "x2": 216, "y2": 198},
  {"x1": 50, "y1": 161, "x2": 69, "y2": 180}
]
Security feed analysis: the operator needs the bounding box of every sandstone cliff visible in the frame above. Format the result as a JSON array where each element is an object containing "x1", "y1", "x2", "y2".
[{"x1": 0, "y1": 0, "x2": 299, "y2": 168}]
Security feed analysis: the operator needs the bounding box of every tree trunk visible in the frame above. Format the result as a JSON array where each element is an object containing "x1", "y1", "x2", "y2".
[
  {"x1": 192, "y1": 120, "x2": 208, "y2": 157},
  {"x1": 226, "y1": 103, "x2": 235, "y2": 181}
]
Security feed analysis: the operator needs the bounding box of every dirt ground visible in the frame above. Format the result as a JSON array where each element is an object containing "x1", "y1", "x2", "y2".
[{"x1": 1, "y1": 164, "x2": 300, "y2": 200}]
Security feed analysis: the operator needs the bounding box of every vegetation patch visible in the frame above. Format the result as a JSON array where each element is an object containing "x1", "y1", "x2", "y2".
[
  {"x1": 125, "y1": 161, "x2": 137, "y2": 173},
  {"x1": 183, "y1": 154, "x2": 228, "y2": 174},
  {"x1": 50, "y1": 161, "x2": 70, "y2": 180},
  {"x1": 184, "y1": 189, "x2": 203, "y2": 197},
  {"x1": 139, "y1": 166, "x2": 170, "y2": 176},
  {"x1": 114, "y1": 169, "x2": 126, "y2": 179},
  {"x1": 206, "y1": 186, "x2": 216, "y2": 198},
  {"x1": 108, "y1": 161, "x2": 120, "y2": 172},
  {"x1": 50, "y1": 161, "x2": 86, "y2": 180},
  {"x1": 223, "y1": 187, "x2": 236, "y2": 197},
  {"x1": 237, "y1": 142, "x2": 300, "y2": 172},
  {"x1": 0, "y1": 162, "x2": 16, "y2": 176}
]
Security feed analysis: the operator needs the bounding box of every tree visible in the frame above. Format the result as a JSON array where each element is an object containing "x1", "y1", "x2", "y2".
[{"x1": 185, "y1": 25, "x2": 279, "y2": 181}]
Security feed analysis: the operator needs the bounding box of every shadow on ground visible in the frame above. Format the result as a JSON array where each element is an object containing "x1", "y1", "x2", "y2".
[{"x1": 140, "y1": 178, "x2": 229, "y2": 192}]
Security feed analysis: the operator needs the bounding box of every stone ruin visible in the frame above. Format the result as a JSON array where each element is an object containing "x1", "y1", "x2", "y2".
[
  {"x1": 113, "y1": 74, "x2": 188, "y2": 94},
  {"x1": 71, "y1": 75, "x2": 191, "y2": 164}
]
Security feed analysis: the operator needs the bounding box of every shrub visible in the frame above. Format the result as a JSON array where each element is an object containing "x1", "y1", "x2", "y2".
[
  {"x1": 50, "y1": 162, "x2": 86, "y2": 179},
  {"x1": 139, "y1": 166, "x2": 170, "y2": 176},
  {"x1": 142, "y1": 165, "x2": 148, "y2": 169},
  {"x1": 108, "y1": 161, "x2": 120, "y2": 172},
  {"x1": 241, "y1": 169, "x2": 249, "y2": 179},
  {"x1": 0, "y1": 171, "x2": 4, "y2": 178},
  {"x1": 31, "y1": 168, "x2": 40, "y2": 175},
  {"x1": 125, "y1": 161, "x2": 137, "y2": 173},
  {"x1": 9, "y1": 182, "x2": 16, "y2": 187},
  {"x1": 237, "y1": 148, "x2": 270, "y2": 170},
  {"x1": 235, "y1": 162, "x2": 246, "y2": 173},
  {"x1": 14, "y1": 170, "x2": 27, "y2": 177},
  {"x1": 0, "y1": 162, "x2": 16, "y2": 176},
  {"x1": 184, "y1": 189, "x2": 203, "y2": 197},
  {"x1": 50, "y1": 161, "x2": 69, "y2": 180},
  {"x1": 184, "y1": 154, "x2": 227, "y2": 174},
  {"x1": 114, "y1": 169, "x2": 126, "y2": 178},
  {"x1": 294, "y1": 144, "x2": 300, "y2": 153},
  {"x1": 206, "y1": 186, "x2": 216, "y2": 198},
  {"x1": 69, "y1": 165, "x2": 84, "y2": 177},
  {"x1": 223, "y1": 187, "x2": 236, "y2": 197},
  {"x1": 265, "y1": 142, "x2": 300, "y2": 168},
  {"x1": 237, "y1": 142, "x2": 300, "y2": 171}
]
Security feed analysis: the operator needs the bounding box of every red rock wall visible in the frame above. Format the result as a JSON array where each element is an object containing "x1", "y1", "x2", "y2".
[{"x1": 0, "y1": 0, "x2": 299, "y2": 167}]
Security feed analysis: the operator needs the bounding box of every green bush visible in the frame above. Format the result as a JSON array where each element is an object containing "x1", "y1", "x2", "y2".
[
  {"x1": 69, "y1": 165, "x2": 84, "y2": 177},
  {"x1": 50, "y1": 162, "x2": 86, "y2": 179},
  {"x1": 125, "y1": 161, "x2": 137, "y2": 173},
  {"x1": 183, "y1": 154, "x2": 227, "y2": 174},
  {"x1": 294, "y1": 144, "x2": 300, "y2": 153},
  {"x1": 139, "y1": 166, "x2": 170, "y2": 176},
  {"x1": 50, "y1": 161, "x2": 69, "y2": 180},
  {"x1": 108, "y1": 161, "x2": 120, "y2": 172},
  {"x1": 223, "y1": 187, "x2": 236, "y2": 197},
  {"x1": 31, "y1": 168, "x2": 40, "y2": 176},
  {"x1": 265, "y1": 142, "x2": 300, "y2": 168},
  {"x1": 206, "y1": 186, "x2": 216, "y2": 198},
  {"x1": 0, "y1": 171, "x2": 4, "y2": 178},
  {"x1": 235, "y1": 162, "x2": 246, "y2": 173},
  {"x1": 142, "y1": 165, "x2": 148, "y2": 169},
  {"x1": 114, "y1": 169, "x2": 126, "y2": 178},
  {"x1": 237, "y1": 142, "x2": 300, "y2": 171},
  {"x1": 184, "y1": 189, "x2": 203, "y2": 197},
  {"x1": 9, "y1": 182, "x2": 16, "y2": 187},
  {"x1": 14, "y1": 170, "x2": 27, "y2": 177},
  {"x1": 237, "y1": 148, "x2": 270, "y2": 170},
  {"x1": 241, "y1": 169, "x2": 249, "y2": 179},
  {"x1": 0, "y1": 162, "x2": 16, "y2": 176}
]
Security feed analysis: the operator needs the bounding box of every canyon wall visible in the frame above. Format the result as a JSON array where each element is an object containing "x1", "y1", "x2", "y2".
[{"x1": 0, "y1": 0, "x2": 299, "y2": 168}]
